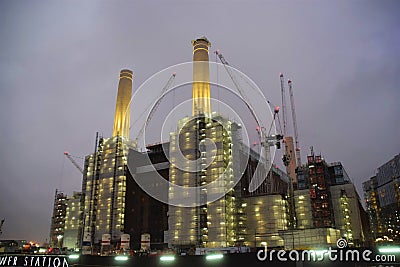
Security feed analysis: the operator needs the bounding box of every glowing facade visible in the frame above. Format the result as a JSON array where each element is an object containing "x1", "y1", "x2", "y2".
[
  {"x1": 64, "y1": 192, "x2": 83, "y2": 249},
  {"x1": 82, "y1": 135, "x2": 130, "y2": 244},
  {"x1": 243, "y1": 195, "x2": 287, "y2": 248},
  {"x1": 293, "y1": 190, "x2": 313, "y2": 229},
  {"x1": 168, "y1": 115, "x2": 240, "y2": 248},
  {"x1": 81, "y1": 70, "x2": 133, "y2": 246},
  {"x1": 50, "y1": 190, "x2": 67, "y2": 247},
  {"x1": 192, "y1": 37, "x2": 211, "y2": 116}
]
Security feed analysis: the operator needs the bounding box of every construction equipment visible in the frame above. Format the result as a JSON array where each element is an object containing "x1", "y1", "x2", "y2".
[
  {"x1": 64, "y1": 151, "x2": 84, "y2": 174},
  {"x1": 133, "y1": 72, "x2": 176, "y2": 146},
  {"x1": 288, "y1": 79, "x2": 302, "y2": 167},
  {"x1": 215, "y1": 50, "x2": 257, "y2": 121},
  {"x1": 280, "y1": 73, "x2": 288, "y2": 143},
  {"x1": 215, "y1": 50, "x2": 283, "y2": 192},
  {"x1": 281, "y1": 75, "x2": 297, "y2": 230},
  {"x1": 279, "y1": 73, "x2": 298, "y2": 230}
]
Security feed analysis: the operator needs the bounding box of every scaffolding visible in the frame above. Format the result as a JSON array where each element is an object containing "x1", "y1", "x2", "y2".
[
  {"x1": 340, "y1": 190, "x2": 353, "y2": 244},
  {"x1": 168, "y1": 114, "x2": 238, "y2": 249},
  {"x1": 81, "y1": 131, "x2": 132, "y2": 251},
  {"x1": 50, "y1": 189, "x2": 67, "y2": 247},
  {"x1": 307, "y1": 150, "x2": 333, "y2": 228}
]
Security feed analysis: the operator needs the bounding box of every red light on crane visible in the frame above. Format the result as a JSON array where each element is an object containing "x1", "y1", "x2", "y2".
[
  {"x1": 279, "y1": 73, "x2": 283, "y2": 78},
  {"x1": 256, "y1": 126, "x2": 260, "y2": 132},
  {"x1": 274, "y1": 106, "x2": 280, "y2": 114},
  {"x1": 288, "y1": 79, "x2": 292, "y2": 84},
  {"x1": 64, "y1": 151, "x2": 69, "y2": 155}
]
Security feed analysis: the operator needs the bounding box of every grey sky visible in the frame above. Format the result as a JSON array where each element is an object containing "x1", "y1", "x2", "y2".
[{"x1": 0, "y1": 1, "x2": 399, "y2": 243}]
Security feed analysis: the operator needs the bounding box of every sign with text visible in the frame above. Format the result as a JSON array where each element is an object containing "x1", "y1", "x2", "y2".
[{"x1": 0, "y1": 255, "x2": 68, "y2": 267}]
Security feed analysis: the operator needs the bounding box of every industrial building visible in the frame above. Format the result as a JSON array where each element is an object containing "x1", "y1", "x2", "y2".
[
  {"x1": 78, "y1": 69, "x2": 171, "y2": 251},
  {"x1": 168, "y1": 37, "x2": 239, "y2": 248},
  {"x1": 80, "y1": 69, "x2": 133, "y2": 249},
  {"x1": 56, "y1": 37, "x2": 374, "y2": 253},
  {"x1": 168, "y1": 115, "x2": 240, "y2": 248},
  {"x1": 167, "y1": 37, "x2": 292, "y2": 250},
  {"x1": 363, "y1": 153, "x2": 400, "y2": 244}
]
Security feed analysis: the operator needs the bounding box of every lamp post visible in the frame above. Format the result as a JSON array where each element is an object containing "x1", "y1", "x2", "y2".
[{"x1": 57, "y1": 235, "x2": 63, "y2": 248}]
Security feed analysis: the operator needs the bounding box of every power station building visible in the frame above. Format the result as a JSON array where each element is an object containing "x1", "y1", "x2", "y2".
[
  {"x1": 167, "y1": 37, "x2": 291, "y2": 250},
  {"x1": 78, "y1": 69, "x2": 170, "y2": 251},
  {"x1": 76, "y1": 37, "x2": 290, "y2": 251},
  {"x1": 59, "y1": 37, "x2": 372, "y2": 253}
]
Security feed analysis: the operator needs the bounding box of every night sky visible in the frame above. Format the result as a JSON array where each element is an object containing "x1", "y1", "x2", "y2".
[{"x1": 0, "y1": 1, "x2": 399, "y2": 243}]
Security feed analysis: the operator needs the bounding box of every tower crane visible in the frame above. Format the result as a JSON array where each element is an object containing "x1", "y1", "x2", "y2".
[
  {"x1": 280, "y1": 73, "x2": 297, "y2": 230},
  {"x1": 215, "y1": 50, "x2": 283, "y2": 192},
  {"x1": 133, "y1": 72, "x2": 176, "y2": 147},
  {"x1": 288, "y1": 79, "x2": 302, "y2": 167},
  {"x1": 64, "y1": 151, "x2": 84, "y2": 174},
  {"x1": 280, "y1": 73, "x2": 288, "y2": 143}
]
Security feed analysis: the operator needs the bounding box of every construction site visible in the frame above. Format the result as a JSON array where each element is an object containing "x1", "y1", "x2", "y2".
[{"x1": 54, "y1": 37, "x2": 369, "y2": 255}]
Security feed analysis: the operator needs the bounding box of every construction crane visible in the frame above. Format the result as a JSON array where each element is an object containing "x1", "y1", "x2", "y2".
[
  {"x1": 133, "y1": 72, "x2": 176, "y2": 146},
  {"x1": 215, "y1": 50, "x2": 283, "y2": 192},
  {"x1": 280, "y1": 73, "x2": 291, "y2": 167},
  {"x1": 280, "y1": 73, "x2": 297, "y2": 230},
  {"x1": 288, "y1": 79, "x2": 302, "y2": 167},
  {"x1": 64, "y1": 151, "x2": 84, "y2": 174},
  {"x1": 215, "y1": 50, "x2": 253, "y2": 113}
]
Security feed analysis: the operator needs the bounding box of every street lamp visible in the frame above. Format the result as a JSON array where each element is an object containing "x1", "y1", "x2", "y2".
[{"x1": 57, "y1": 235, "x2": 63, "y2": 248}]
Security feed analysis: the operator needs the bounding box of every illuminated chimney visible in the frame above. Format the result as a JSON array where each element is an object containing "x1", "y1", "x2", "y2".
[
  {"x1": 192, "y1": 37, "x2": 211, "y2": 116},
  {"x1": 112, "y1": 69, "x2": 133, "y2": 138}
]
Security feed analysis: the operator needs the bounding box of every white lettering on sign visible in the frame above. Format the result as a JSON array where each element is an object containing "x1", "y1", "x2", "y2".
[{"x1": 0, "y1": 256, "x2": 68, "y2": 267}]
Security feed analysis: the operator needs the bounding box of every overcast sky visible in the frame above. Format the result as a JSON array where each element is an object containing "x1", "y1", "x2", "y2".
[{"x1": 0, "y1": 0, "x2": 399, "y2": 243}]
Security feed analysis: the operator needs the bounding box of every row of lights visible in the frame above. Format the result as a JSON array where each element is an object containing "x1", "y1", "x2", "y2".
[
  {"x1": 69, "y1": 254, "x2": 225, "y2": 263},
  {"x1": 159, "y1": 254, "x2": 224, "y2": 262}
]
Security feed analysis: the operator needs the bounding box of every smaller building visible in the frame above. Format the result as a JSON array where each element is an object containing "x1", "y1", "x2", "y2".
[
  {"x1": 330, "y1": 183, "x2": 367, "y2": 247},
  {"x1": 49, "y1": 190, "x2": 67, "y2": 247},
  {"x1": 363, "y1": 176, "x2": 380, "y2": 240},
  {"x1": 64, "y1": 192, "x2": 83, "y2": 249},
  {"x1": 363, "y1": 154, "x2": 400, "y2": 244},
  {"x1": 293, "y1": 149, "x2": 368, "y2": 247}
]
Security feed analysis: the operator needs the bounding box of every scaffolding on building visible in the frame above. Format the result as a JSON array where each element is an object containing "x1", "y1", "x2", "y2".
[{"x1": 307, "y1": 148, "x2": 334, "y2": 228}]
